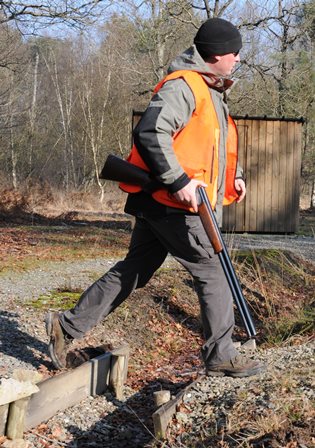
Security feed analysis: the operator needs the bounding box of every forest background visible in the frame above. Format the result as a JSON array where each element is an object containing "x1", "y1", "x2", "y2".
[{"x1": 0, "y1": 0, "x2": 314, "y2": 211}]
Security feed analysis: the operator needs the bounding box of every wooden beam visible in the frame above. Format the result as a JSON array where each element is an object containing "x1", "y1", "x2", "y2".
[
  {"x1": 25, "y1": 351, "x2": 112, "y2": 430},
  {"x1": 0, "y1": 404, "x2": 9, "y2": 436},
  {"x1": 6, "y1": 397, "x2": 29, "y2": 440},
  {"x1": 109, "y1": 345, "x2": 130, "y2": 400},
  {"x1": 152, "y1": 375, "x2": 205, "y2": 440}
]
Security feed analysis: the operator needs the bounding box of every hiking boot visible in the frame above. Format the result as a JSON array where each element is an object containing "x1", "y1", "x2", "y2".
[
  {"x1": 45, "y1": 312, "x2": 72, "y2": 369},
  {"x1": 206, "y1": 355, "x2": 265, "y2": 378}
]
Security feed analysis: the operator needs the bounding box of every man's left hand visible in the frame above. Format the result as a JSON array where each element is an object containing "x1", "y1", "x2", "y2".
[{"x1": 234, "y1": 178, "x2": 246, "y2": 203}]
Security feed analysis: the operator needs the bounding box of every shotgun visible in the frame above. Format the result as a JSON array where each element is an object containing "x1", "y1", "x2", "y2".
[{"x1": 100, "y1": 154, "x2": 256, "y2": 339}]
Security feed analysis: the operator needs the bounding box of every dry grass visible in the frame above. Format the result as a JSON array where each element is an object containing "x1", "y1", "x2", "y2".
[
  {"x1": 232, "y1": 249, "x2": 315, "y2": 345},
  {"x1": 0, "y1": 182, "x2": 126, "y2": 219}
]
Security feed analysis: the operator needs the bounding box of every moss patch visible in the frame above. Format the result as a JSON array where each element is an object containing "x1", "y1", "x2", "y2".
[{"x1": 27, "y1": 289, "x2": 82, "y2": 310}]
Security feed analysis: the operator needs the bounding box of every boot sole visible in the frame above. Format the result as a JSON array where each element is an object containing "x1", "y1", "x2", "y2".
[
  {"x1": 207, "y1": 365, "x2": 265, "y2": 378},
  {"x1": 45, "y1": 312, "x2": 65, "y2": 370}
]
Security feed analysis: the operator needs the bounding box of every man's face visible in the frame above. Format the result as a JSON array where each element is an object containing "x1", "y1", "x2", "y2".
[{"x1": 206, "y1": 51, "x2": 240, "y2": 77}]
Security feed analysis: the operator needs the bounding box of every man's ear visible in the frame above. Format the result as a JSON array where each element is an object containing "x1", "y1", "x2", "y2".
[{"x1": 204, "y1": 55, "x2": 220, "y2": 63}]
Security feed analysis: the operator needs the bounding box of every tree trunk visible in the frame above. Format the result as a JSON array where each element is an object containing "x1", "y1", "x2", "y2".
[{"x1": 28, "y1": 50, "x2": 39, "y2": 178}]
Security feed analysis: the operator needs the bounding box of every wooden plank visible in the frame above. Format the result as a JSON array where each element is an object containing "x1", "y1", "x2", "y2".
[
  {"x1": 243, "y1": 119, "x2": 251, "y2": 231},
  {"x1": 248, "y1": 119, "x2": 259, "y2": 231},
  {"x1": 109, "y1": 345, "x2": 129, "y2": 400},
  {"x1": 278, "y1": 121, "x2": 288, "y2": 232},
  {"x1": 286, "y1": 121, "x2": 295, "y2": 231},
  {"x1": 153, "y1": 390, "x2": 171, "y2": 407},
  {"x1": 90, "y1": 351, "x2": 112, "y2": 396},
  {"x1": 0, "y1": 404, "x2": 9, "y2": 436},
  {"x1": 25, "y1": 351, "x2": 111, "y2": 430},
  {"x1": 256, "y1": 120, "x2": 267, "y2": 232},
  {"x1": 223, "y1": 117, "x2": 302, "y2": 233},
  {"x1": 293, "y1": 122, "x2": 302, "y2": 231},
  {"x1": 271, "y1": 121, "x2": 281, "y2": 232},
  {"x1": 264, "y1": 120, "x2": 274, "y2": 232},
  {"x1": 152, "y1": 375, "x2": 205, "y2": 439},
  {"x1": 6, "y1": 397, "x2": 29, "y2": 439}
]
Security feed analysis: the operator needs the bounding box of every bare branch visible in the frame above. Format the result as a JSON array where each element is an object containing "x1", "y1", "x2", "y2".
[{"x1": 0, "y1": 1, "x2": 113, "y2": 31}]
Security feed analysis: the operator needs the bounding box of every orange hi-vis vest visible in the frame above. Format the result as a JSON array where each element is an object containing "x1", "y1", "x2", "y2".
[{"x1": 120, "y1": 70, "x2": 239, "y2": 211}]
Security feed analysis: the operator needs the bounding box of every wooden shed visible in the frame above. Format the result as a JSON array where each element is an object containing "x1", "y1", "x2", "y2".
[
  {"x1": 132, "y1": 112, "x2": 304, "y2": 233},
  {"x1": 222, "y1": 116, "x2": 303, "y2": 233}
]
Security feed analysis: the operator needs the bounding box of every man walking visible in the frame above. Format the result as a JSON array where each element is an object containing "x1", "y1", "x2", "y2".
[{"x1": 46, "y1": 18, "x2": 264, "y2": 377}]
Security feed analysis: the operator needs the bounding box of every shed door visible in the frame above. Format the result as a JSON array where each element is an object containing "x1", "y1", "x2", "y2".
[{"x1": 222, "y1": 119, "x2": 302, "y2": 233}]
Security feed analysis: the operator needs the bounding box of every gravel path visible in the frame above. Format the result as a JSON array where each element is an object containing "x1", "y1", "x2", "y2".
[
  {"x1": 0, "y1": 234, "x2": 314, "y2": 447},
  {"x1": 230, "y1": 233, "x2": 315, "y2": 264},
  {"x1": 166, "y1": 342, "x2": 315, "y2": 447},
  {"x1": 0, "y1": 234, "x2": 313, "y2": 304},
  {"x1": 0, "y1": 259, "x2": 116, "y2": 303}
]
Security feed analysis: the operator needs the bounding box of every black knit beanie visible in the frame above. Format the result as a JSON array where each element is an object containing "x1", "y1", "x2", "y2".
[{"x1": 194, "y1": 18, "x2": 242, "y2": 58}]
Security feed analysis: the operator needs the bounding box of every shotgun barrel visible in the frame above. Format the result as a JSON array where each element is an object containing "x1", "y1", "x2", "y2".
[{"x1": 198, "y1": 187, "x2": 256, "y2": 338}]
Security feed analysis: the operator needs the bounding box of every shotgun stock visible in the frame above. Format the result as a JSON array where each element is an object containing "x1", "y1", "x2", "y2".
[
  {"x1": 100, "y1": 154, "x2": 256, "y2": 338},
  {"x1": 100, "y1": 154, "x2": 151, "y2": 186}
]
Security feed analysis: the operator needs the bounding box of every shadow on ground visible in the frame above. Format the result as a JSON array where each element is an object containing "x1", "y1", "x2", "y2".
[
  {"x1": 65, "y1": 378, "x2": 190, "y2": 448},
  {"x1": 0, "y1": 310, "x2": 51, "y2": 370},
  {"x1": 0, "y1": 208, "x2": 133, "y2": 231}
]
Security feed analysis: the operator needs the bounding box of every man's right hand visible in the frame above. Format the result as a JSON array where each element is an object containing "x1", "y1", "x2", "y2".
[{"x1": 172, "y1": 179, "x2": 208, "y2": 213}]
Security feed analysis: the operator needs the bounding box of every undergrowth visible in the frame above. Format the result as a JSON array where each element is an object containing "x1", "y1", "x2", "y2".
[{"x1": 234, "y1": 249, "x2": 315, "y2": 346}]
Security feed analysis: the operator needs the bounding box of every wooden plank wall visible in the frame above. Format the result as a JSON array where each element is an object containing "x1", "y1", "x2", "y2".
[
  {"x1": 132, "y1": 112, "x2": 303, "y2": 233},
  {"x1": 222, "y1": 118, "x2": 303, "y2": 233}
]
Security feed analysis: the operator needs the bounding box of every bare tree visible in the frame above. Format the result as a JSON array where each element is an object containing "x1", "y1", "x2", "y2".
[
  {"x1": 0, "y1": 0, "x2": 313, "y2": 208},
  {"x1": 0, "y1": 1, "x2": 114, "y2": 32},
  {"x1": 42, "y1": 44, "x2": 79, "y2": 190},
  {"x1": 190, "y1": 0, "x2": 235, "y2": 19},
  {"x1": 77, "y1": 39, "x2": 113, "y2": 201},
  {"x1": 27, "y1": 48, "x2": 39, "y2": 177},
  {"x1": 120, "y1": 0, "x2": 196, "y2": 86}
]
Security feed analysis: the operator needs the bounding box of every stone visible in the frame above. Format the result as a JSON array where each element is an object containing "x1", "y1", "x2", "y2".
[
  {"x1": 153, "y1": 390, "x2": 171, "y2": 407},
  {"x1": 176, "y1": 412, "x2": 189, "y2": 424},
  {"x1": 242, "y1": 338, "x2": 257, "y2": 351}
]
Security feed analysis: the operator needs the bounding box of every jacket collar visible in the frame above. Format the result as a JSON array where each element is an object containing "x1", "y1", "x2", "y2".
[{"x1": 202, "y1": 74, "x2": 234, "y2": 92}]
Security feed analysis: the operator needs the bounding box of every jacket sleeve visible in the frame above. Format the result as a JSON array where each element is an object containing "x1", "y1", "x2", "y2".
[
  {"x1": 133, "y1": 78, "x2": 196, "y2": 193},
  {"x1": 235, "y1": 162, "x2": 244, "y2": 180}
]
